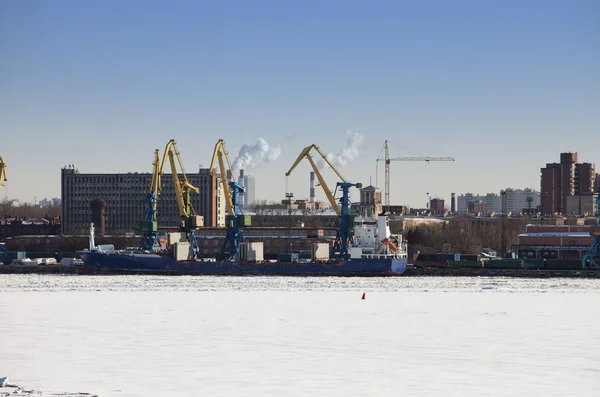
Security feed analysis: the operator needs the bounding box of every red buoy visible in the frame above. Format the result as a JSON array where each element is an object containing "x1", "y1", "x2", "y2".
[{"x1": 361, "y1": 292, "x2": 366, "y2": 300}]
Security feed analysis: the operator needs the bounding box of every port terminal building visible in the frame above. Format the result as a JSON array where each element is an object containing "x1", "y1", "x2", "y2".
[{"x1": 60, "y1": 166, "x2": 226, "y2": 234}]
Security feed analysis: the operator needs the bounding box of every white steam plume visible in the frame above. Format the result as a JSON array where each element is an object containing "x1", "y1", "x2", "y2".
[
  {"x1": 232, "y1": 138, "x2": 282, "y2": 173},
  {"x1": 317, "y1": 130, "x2": 365, "y2": 169}
]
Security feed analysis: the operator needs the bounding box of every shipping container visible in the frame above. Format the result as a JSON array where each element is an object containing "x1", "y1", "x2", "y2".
[
  {"x1": 461, "y1": 254, "x2": 481, "y2": 262},
  {"x1": 544, "y1": 259, "x2": 582, "y2": 270},
  {"x1": 190, "y1": 215, "x2": 204, "y2": 228},
  {"x1": 442, "y1": 253, "x2": 461, "y2": 261},
  {"x1": 524, "y1": 259, "x2": 546, "y2": 269},
  {"x1": 278, "y1": 253, "x2": 299, "y2": 262},
  {"x1": 168, "y1": 232, "x2": 187, "y2": 246},
  {"x1": 239, "y1": 242, "x2": 264, "y2": 261},
  {"x1": 173, "y1": 242, "x2": 193, "y2": 261},
  {"x1": 312, "y1": 243, "x2": 330, "y2": 260},
  {"x1": 484, "y1": 259, "x2": 524, "y2": 269},
  {"x1": 448, "y1": 260, "x2": 482, "y2": 268}
]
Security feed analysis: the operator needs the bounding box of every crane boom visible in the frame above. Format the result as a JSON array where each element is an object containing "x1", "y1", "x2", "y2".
[
  {"x1": 208, "y1": 139, "x2": 246, "y2": 260},
  {"x1": 377, "y1": 140, "x2": 455, "y2": 210},
  {"x1": 209, "y1": 139, "x2": 236, "y2": 216},
  {"x1": 158, "y1": 139, "x2": 199, "y2": 218},
  {"x1": 286, "y1": 144, "x2": 362, "y2": 259},
  {"x1": 0, "y1": 157, "x2": 6, "y2": 187},
  {"x1": 139, "y1": 139, "x2": 200, "y2": 256},
  {"x1": 285, "y1": 144, "x2": 345, "y2": 217}
]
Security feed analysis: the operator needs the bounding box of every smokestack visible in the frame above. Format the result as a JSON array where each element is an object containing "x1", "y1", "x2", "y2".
[
  {"x1": 310, "y1": 171, "x2": 315, "y2": 202},
  {"x1": 90, "y1": 199, "x2": 106, "y2": 235},
  {"x1": 451, "y1": 193, "x2": 456, "y2": 213},
  {"x1": 239, "y1": 169, "x2": 245, "y2": 208}
]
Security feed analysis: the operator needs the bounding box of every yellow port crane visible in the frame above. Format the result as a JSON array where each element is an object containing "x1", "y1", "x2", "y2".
[
  {"x1": 209, "y1": 139, "x2": 247, "y2": 260},
  {"x1": 285, "y1": 144, "x2": 347, "y2": 217},
  {"x1": 157, "y1": 139, "x2": 199, "y2": 222},
  {"x1": 0, "y1": 156, "x2": 6, "y2": 187},
  {"x1": 139, "y1": 139, "x2": 200, "y2": 256},
  {"x1": 286, "y1": 144, "x2": 362, "y2": 259},
  {"x1": 209, "y1": 139, "x2": 238, "y2": 217}
]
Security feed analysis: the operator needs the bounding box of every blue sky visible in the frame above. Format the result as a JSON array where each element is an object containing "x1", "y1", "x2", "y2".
[{"x1": 1, "y1": 0, "x2": 599, "y2": 208}]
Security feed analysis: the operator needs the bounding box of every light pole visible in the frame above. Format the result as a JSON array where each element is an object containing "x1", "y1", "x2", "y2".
[
  {"x1": 501, "y1": 189, "x2": 507, "y2": 257},
  {"x1": 286, "y1": 192, "x2": 294, "y2": 254}
]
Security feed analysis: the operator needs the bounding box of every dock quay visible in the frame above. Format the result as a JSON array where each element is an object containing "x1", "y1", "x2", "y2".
[
  {"x1": 1, "y1": 264, "x2": 599, "y2": 278},
  {"x1": 404, "y1": 267, "x2": 600, "y2": 278}
]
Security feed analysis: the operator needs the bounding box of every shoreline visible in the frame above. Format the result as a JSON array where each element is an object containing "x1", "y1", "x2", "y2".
[{"x1": 1, "y1": 265, "x2": 599, "y2": 278}]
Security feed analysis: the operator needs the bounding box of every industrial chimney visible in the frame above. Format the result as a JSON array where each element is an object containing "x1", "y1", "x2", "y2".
[
  {"x1": 90, "y1": 199, "x2": 106, "y2": 235},
  {"x1": 310, "y1": 171, "x2": 315, "y2": 202},
  {"x1": 238, "y1": 169, "x2": 245, "y2": 208},
  {"x1": 451, "y1": 193, "x2": 456, "y2": 213}
]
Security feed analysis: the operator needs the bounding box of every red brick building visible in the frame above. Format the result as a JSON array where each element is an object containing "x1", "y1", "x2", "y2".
[{"x1": 541, "y1": 152, "x2": 597, "y2": 216}]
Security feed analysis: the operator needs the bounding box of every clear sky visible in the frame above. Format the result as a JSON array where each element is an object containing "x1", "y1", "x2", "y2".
[{"x1": 1, "y1": 0, "x2": 599, "y2": 208}]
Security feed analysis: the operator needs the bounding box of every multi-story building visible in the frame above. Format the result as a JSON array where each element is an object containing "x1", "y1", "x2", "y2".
[
  {"x1": 541, "y1": 152, "x2": 597, "y2": 215},
  {"x1": 565, "y1": 193, "x2": 598, "y2": 216},
  {"x1": 500, "y1": 188, "x2": 541, "y2": 214},
  {"x1": 458, "y1": 189, "x2": 540, "y2": 214},
  {"x1": 358, "y1": 185, "x2": 383, "y2": 218},
  {"x1": 244, "y1": 174, "x2": 256, "y2": 208},
  {"x1": 429, "y1": 198, "x2": 445, "y2": 214},
  {"x1": 457, "y1": 193, "x2": 501, "y2": 213},
  {"x1": 61, "y1": 166, "x2": 221, "y2": 234}
]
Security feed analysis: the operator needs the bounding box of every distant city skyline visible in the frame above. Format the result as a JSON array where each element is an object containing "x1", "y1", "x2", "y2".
[{"x1": 1, "y1": 0, "x2": 598, "y2": 208}]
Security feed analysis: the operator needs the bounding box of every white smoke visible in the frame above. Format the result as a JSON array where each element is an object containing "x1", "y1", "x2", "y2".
[
  {"x1": 232, "y1": 138, "x2": 282, "y2": 173},
  {"x1": 317, "y1": 130, "x2": 365, "y2": 169}
]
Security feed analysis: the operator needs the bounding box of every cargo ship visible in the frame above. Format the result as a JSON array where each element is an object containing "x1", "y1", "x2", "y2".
[{"x1": 77, "y1": 214, "x2": 408, "y2": 276}]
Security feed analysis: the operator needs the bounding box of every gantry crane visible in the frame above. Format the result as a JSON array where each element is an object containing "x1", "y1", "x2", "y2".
[
  {"x1": 0, "y1": 157, "x2": 6, "y2": 187},
  {"x1": 139, "y1": 139, "x2": 201, "y2": 258},
  {"x1": 209, "y1": 139, "x2": 247, "y2": 260},
  {"x1": 139, "y1": 149, "x2": 162, "y2": 251},
  {"x1": 285, "y1": 144, "x2": 362, "y2": 259},
  {"x1": 376, "y1": 140, "x2": 455, "y2": 210},
  {"x1": 582, "y1": 194, "x2": 600, "y2": 269}
]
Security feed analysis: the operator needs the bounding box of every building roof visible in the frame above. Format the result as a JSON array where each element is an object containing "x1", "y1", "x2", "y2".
[
  {"x1": 360, "y1": 185, "x2": 380, "y2": 191},
  {"x1": 518, "y1": 232, "x2": 591, "y2": 237}
]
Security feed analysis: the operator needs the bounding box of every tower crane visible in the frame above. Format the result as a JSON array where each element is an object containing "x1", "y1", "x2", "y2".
[
  {"x1": 139, "y1": 139, "x2": 201, "y2": 258},
  {"x1": 582, "y1": 194, "x2": 600, "y2": 269},
  {"x1": 0, "y1": 157, "x2": 6, "y2": 187},
  {"x1": 209, "y1": 139, "x2": 246, "y2": 261},
  {"x1": 376, "y1": 140, "x2": 455, "y2": 210},
  {"x1": 285, "y1": 144, "x2": 362, "y2": 259}
]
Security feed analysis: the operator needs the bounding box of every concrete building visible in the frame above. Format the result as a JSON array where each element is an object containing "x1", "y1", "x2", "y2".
[
  {"x1": 458, "y1": 189, "x2": 541, "y2": 214},
  {"x1": 61, "y1": 166, "x2": 222, "y2": 234},
  {"x1": 457, "y1": 193, "x2": 501, "y2": 213},
  {"x1": 500, "y1": 188, "x2": 541, "y2": 214}
]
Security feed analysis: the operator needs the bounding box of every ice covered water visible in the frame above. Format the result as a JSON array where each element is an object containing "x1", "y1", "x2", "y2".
[{"x1": 1, "y1": 275, "x2": 599, "y2": 396}]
